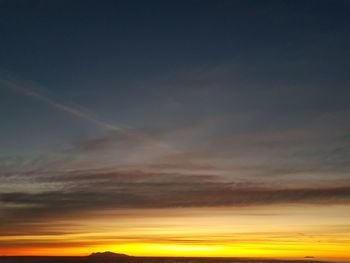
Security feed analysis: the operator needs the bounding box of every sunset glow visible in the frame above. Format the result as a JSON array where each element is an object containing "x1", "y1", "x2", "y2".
[
  {"x1": 1, "y1": 0, "x2": 350, "y2": 261},
  {"x1": 1, "y1": 206, "x2": 350, "y2": 258}
]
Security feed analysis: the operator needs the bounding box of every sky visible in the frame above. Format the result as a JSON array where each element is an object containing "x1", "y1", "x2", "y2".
[{"x1": 0, "y1": 0, "x2": 350, "y2": 259}]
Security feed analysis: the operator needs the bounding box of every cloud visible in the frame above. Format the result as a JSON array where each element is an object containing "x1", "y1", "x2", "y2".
[
  {"x1": 0, "y1": 75, "x2": 125, "y2": 132},
  {"x1": 0, "y1": 74, "x2": 175, "y2": 156},
  {"x1": 3, "y1": 182, "x2": 350, "y2": 210},
  {"x1": 1, "y1": 141, "x2": 350, "y2": 234},
  {"x1": 0, "y1": 69, "x2": 349, "y2": 242},
  {"x1": 1, "y1": 167, "x2": 350, "y2": 228}
]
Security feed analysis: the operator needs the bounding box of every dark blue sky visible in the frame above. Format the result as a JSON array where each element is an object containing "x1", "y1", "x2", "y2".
[
  {"x1": 1, "y1": 0, "x2": 350, "y2": 155},
  {"x1": 1, "y1": 0, "x2": 350, "y2": 83}
]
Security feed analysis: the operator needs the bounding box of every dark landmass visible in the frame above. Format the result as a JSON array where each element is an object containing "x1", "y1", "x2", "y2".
[
  {"x1": 0, "y1": 253, "x2": 332, "y2": 263},
  {"x1": 89, "y1": 252, "x2": 130, "y2": 257},
  {"x1": 88, "y1": 252, "x2": 132, "y2": 261}
]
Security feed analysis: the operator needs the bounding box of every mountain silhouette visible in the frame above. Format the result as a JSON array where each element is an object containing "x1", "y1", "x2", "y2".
[
  {"x1": 88, "y1": 252, "x2": 131, "y2": 258},
  {"x1": 87, "y1": 252, "x2": 134, "y2": 263}
]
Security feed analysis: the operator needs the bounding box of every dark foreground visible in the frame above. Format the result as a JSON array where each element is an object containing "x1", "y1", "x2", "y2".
[{"x1": 0, "y1": 256, "x2": 331, "y2": 263}]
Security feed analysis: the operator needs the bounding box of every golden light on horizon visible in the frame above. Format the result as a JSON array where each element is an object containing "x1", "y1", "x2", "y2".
[
  {"x1": 2, "y1": 242, "x2": 350, "y2": 259},
  {"x1": 1, "y1": 205, "x2": 350, "y2": 259}
]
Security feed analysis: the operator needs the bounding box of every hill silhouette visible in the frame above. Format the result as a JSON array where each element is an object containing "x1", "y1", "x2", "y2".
[
  {"x1": 87, "y1": 251, "x2": 134, "y2": 262},
  {"x1": 88, "y1": 252, "x2": 130, "y2": 258}
]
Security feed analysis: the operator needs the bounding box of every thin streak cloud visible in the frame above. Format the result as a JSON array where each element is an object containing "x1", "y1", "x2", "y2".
[
  {"x1": 0, "y1": 76, "x2": 125, "y2": 132},
  {"x1": 0, "y1": 75, "x2": 176, "y2": 152}
]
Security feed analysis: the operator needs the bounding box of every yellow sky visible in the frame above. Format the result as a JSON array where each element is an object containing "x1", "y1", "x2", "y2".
[{"x1": 1, "y1": 205, "x2": 350, "y2": 259}]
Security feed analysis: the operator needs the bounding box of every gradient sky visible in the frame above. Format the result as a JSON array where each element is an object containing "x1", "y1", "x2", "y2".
[{"x1": 1, "y1": 0, "x2": 350, "y2": 259}]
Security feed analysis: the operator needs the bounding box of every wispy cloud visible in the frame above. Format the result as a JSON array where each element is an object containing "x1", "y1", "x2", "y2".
[
  {"x1": 0, "y1": 75, "x2": 125, "y2": 131},
  {"x1": 1, "y1": 166, "x2": 350, "y2": 227},
  {"x1": 0, "y1": 74, "x2": 176, "y2": 155}
]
